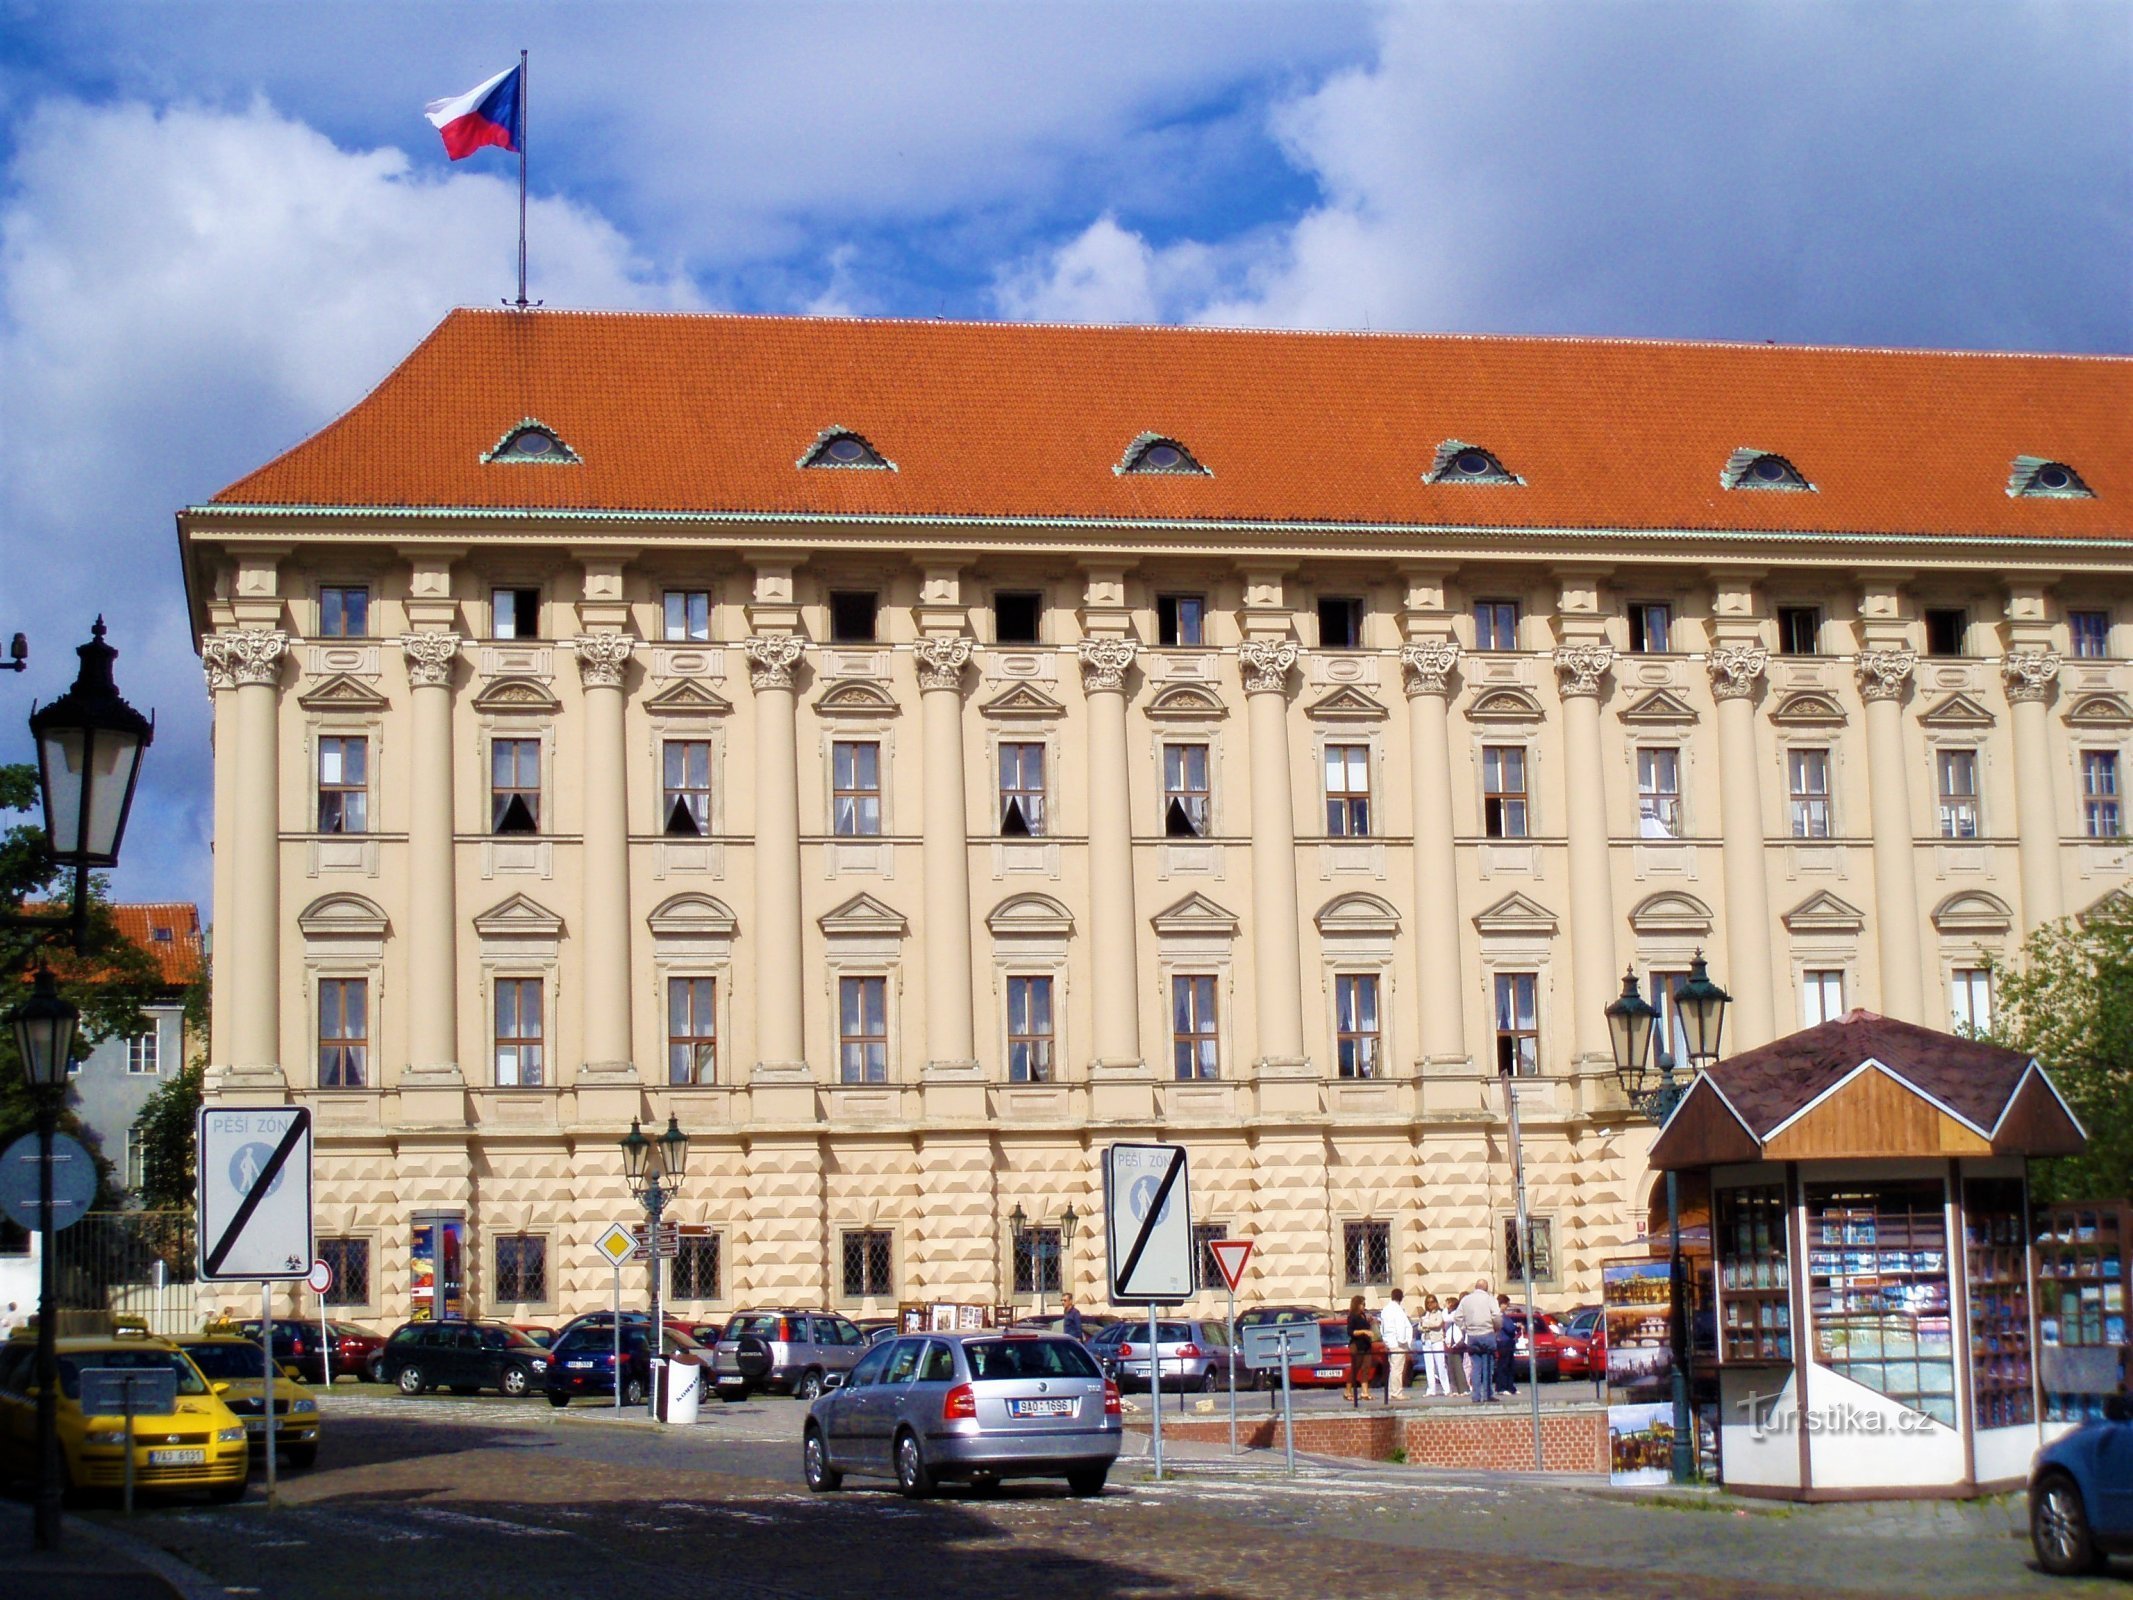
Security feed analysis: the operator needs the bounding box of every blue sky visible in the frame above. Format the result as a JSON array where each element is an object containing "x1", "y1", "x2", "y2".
[{"x1": 1, "y1": 0, "x2": 2128, "y2": 914}]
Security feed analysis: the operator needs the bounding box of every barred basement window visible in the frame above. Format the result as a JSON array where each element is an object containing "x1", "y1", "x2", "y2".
[
  {"x1": 1192, "y1": 1223, "x2": 1230, "y2": 1291},
  {"x1": 1503, "y1": 1215, "x2": 1556, "y2": 1285},
  {"x1": 843, "y1": 1229, "x2": 893, "y2": 1297},
  {"x1": 1013, "y1": 1226, "x2": 1062, "y2": 1296},
  {"x1": 319, "y1": 1238, "x2": 370, "y2": 1306},
  {"x1": 494, "y1": 1235, "x2": 547, "y2": 1303},
  {"x1": 670, "y1": 1231, "x2": 722, "y2": 1301},
  {"x1": 1343, "y1": 1220, "x2": 1392, "y2": 1287}
]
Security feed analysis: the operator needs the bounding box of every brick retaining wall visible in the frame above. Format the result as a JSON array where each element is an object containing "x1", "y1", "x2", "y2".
[{"x1": 1134, "y1": 1405, "x2": 1606, "y2": 1475}]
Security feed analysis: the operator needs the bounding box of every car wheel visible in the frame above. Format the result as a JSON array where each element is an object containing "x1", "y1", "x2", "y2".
[
  {"x1": 623, "y1": 1375, "x2": 648, "y2": 1407},
  {"x1": 367, "y1": 1357, "x2": 385, "y2": 1383},
  {"x1": 396, "y1": 1364, "x2": 426, "y2": 1395},
  {"x1": 803, "y1": 1426, "x2": 842, "y2": 1493},
  {"x1": 1197, "y1": 1369, "x2": 1217, "y2": 1394},
  {"x1": 547, "y1": 1392, "x2": 569, "y2": 1409},
  {"x1": 500, "y1": 1365, "x2": 530, "y2": 1397},
  {"x1": 894, "y1": 1430, "x2": 935, "y2": 1499},
  {"x1": 1066, "y1": 1465, "x2": 1109, "y2": 1497},
  {"x1": 2032, "y1": 1473, "x2": 2103, "y2": 1576},
  {"x1": 795, "y1": 1368, "x2": 824, "y2": 1401},
  {"x1": 285, "y1": 1443, "x2": 318, "y2": 1470}
]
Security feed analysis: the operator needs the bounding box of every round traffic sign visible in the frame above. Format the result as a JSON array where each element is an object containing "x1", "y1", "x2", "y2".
[
  {"x1": 306, "y1": 1258, "x2": 335, "y2": 1295},
  {"x1": 0, "y1": 1131, "x2": 97, "y2": 1233}
]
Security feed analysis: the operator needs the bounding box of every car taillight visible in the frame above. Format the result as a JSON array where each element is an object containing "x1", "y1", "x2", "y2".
[
  {"x1": 943, "y1": 1383, "x2": 977, "y2": 1421},
  {"x1": 1176, "y1": 1344, "x2": 1201, "y2": 1359},
  {"x1": 1103, "y1": 1380, "x2": 1122, "y2": 1416},
  {"x1": 1117, "y1": 1344, "x2": 1133, "y2": 1358}
]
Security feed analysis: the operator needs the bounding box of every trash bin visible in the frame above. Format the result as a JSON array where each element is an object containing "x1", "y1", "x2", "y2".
[{"x1": 661, "y1": 1352, "x2": 703, "y2": 1425}]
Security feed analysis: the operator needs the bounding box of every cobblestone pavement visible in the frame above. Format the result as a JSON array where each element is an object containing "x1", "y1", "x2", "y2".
[{"x1": 66, "y1": 1389, "x2": 2129, "y2": 1600}]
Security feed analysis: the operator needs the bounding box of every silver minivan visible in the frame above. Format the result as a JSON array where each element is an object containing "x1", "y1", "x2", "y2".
[
  {"x1": 713, "y1": 1310, "x2": 869, "y2": 1401},
  {"x1": 802, "y1": 1332, "x2": 1120, "y2": 1498}
]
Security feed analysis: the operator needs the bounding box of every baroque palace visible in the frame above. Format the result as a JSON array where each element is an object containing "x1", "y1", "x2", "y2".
[{"x1": 178, "y1": 309, "x2": 2131, "y2": 1325}]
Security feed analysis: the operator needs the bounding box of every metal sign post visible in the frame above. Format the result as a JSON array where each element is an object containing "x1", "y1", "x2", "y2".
[
  {"x1": 262, "y1": 1282, "x2": 278, "y2": 1508},
  {"x1": 1103, "y1": 1143, "x2": 1193, "y2": 1485},
  {"x1": 307, "y1": 1259, "x2": 335, "y2": 1385},
  {"x1": 1278, "y1": 1329, "x2": 1296, "y2": 1475},
  {"x1": 592, "y1": 1224, "x2": 640, "y2": 1410},
  {"x1": 1226, "y1": 1283, "x2": 1237, "y2": 1455},
  {"x1": 81, "y1": 1369, "x2": 175, "y2": 1518},
  {"x1": 1204, "y1": 1237, "x2": 1254, "y2": 1458},
  {"x1": 1147, "y1": 1302, "x2": 1163, "y2": 1480},
  {"x1": 1240, "y1": 1319, "x2": 1319, "y2": 1476}
]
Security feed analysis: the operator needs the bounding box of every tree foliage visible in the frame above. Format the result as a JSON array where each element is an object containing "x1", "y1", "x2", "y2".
[{"x1": 1990, "y1": 899, "x2": 2133, "y2": 1204}]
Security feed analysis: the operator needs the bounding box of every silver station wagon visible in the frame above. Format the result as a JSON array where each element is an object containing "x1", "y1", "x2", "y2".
[{"x1": 802, "y1": 1331, "x2": 1121, "y2": 1498}]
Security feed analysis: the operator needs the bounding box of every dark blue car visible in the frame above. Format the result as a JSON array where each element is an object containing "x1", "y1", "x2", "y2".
[
  {"x1": 2030, "y1": 1395, "x2": 2133, "y2": 1575},
  {"x1": 545, "y1": 1324, "x2": 701, "y2": 1408}
]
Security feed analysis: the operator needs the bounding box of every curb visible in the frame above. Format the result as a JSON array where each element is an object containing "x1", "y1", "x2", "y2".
[{"x1": 71, "y1": 1513, "x2": 227, "y2": 1600}]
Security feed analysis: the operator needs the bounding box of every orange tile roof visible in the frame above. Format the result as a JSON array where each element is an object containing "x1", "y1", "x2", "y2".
[
  {"x1": 109, "y1": 902, "x2": 203, "y2": 988},
  {"x1": 204, "y1": 308, "x2": 2133, "y2": 541}
]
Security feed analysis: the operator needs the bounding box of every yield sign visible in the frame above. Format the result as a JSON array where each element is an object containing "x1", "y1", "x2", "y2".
[{"x1": 1207, "y1": 1237, "x2": 1254, "y2": 1293}]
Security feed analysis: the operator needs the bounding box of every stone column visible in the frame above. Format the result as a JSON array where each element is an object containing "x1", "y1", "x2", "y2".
[
  {"x1": 207, "y1": 630, "x2": 289, "y2": 1074},
  {"x1": 1552, "y1": 642, "x2": 1618, "y2": 1065},
  {"x1": 914, "y1": 636, "x2": 977, "y2": 1070},
  {"x1": 1856, "y1": 648, "x2": 1926, "y2": 1021},
  {"x1": 401, "y1": 633, "x2": 463, "y2": 1075},
  {"x1": 575, "y1": 634, "x2": 636, "y2": 1075},
  {"x1": 746, "y1": 635, "x2": 808, "y2": 1070},
  {"x1": 1707, "y1": 644, "x2": 1776, "y2": 1047},
  {"x1": 1400, "y1": 640, "x2": 1467, "y2": 1065},
  {"x1": 1240, "y1": 638, "x2": 1307, "y2": 1068},
  {"x1": 2003, "y1": 649, "x2": 2065, "y2": 931},
  {"x1": 1078, "y1": 638, "x2": 1142, "y2": 1068},
  {"x1": 202, "y1": 653, "x2": 238, "y2": 1069}
]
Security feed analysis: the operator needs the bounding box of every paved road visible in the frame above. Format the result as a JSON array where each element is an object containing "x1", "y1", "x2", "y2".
[{"x1": 66, "y1": 1389, "x2": 2128, "y2": 1600}]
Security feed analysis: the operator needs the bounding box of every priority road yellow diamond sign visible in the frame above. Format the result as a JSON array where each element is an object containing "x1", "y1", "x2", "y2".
[{"x1": 593, "y1": 1222, "x2": 639, "y2": 1266}]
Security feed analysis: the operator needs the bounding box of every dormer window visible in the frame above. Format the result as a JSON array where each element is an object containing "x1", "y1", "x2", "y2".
[
  {"x1": 1116, "y1": 434, "x2": 1208, "y2": 476},
  {"x1": 1723, "y1": 449, "x2": 1812, "y2": 491},
  {"x1": 1426, "y1": 441, "x2": 1521, "y2": 485},
  {"x1": 799, "y1": 428, "x2": 893, "y2": 470},
  {"x1": 2009, "y1": 457, "x2": 2094, "y2": 499},
  {"x1": 483, "y1": 420, "x2": 580, "y2": 465}
]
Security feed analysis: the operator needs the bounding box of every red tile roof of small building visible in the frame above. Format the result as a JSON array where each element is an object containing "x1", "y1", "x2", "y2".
[
  {"x1": 109, "y1": 902, "x2": 203, "y2": 988},
  {"x1": 202, "y1": 308, "x2": 2133, "y2": 540}
]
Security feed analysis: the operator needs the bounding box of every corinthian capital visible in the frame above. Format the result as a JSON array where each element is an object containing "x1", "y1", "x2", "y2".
[
  {"x1": 573, "y1": 633, "x2": 634, "y2": 689},
  {"x1": 1398, "y1": 639, "x2": 1461, "y2": 699},
  {"x1": 2001, "y1": 648, "x2": 2062, "y2": 704},
  {"x1": 1551, "y1": 641, "x2": 1616, "y2": 699},
  {"x1": 1238, "y1": 638, "x2": 1300, "y2": 695},
  {"x1": 912, "y1": 635, "x2": 974, "y2": 692},
  {"x1": 1854, "y1": 648, "x2": 1917, "y2": 702},
  {"x1": 1705, "y1": 643, "x2": 1769, "y2": 702},
  {"x1": 204, "y1": 629, "x2": 288, "y2": 689},
  {"x1": 400, "y1": 631, "x2": 462, "y2": 689},
  {"x1": 743, "y1": 633, "x2": 806, "y2": 691},
  {"x1": 1076, "y1": 636, "x2": 1138, "y2": 694}
]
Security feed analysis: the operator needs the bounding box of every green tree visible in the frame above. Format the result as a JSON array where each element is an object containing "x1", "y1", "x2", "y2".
[{"x1": 1990, "y1": 899, "x2": 2133, "y2": 1204}]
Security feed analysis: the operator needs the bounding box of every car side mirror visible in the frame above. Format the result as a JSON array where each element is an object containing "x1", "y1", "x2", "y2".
[
  {"x1": 283, "y1": 1365, "x2": 304, "y2": 1381},
  {"x1": 213, "y1": 1381, "x2": 232, "y2": 1395},
  {"x1": 2105, "y1": 1394, "x2": 2132, "y2": 1424},
  {"x1": 822, "y1": 1373, "x2": 844, "y2": 1391}
]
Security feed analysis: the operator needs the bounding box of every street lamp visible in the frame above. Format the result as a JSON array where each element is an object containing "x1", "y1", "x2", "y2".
[
  {"x1": 1059, "y1": 1203, "x2": 1079, "y2": 1301},
  {"x1": 1605, "y1": 957, "x2": 1730, "y2": 1486},
  {"x1": 619, "y1": 1114, "x2": 686, "y2": 1418}
]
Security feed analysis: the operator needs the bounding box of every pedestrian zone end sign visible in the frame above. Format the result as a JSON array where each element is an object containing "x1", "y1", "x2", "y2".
[
  {"x1": 196, "y1": 1106, "x2": 314, "y2": 1282},
  {"x1": 1103, "y1": 1142, "x2": 1193, "y2": 1304}
]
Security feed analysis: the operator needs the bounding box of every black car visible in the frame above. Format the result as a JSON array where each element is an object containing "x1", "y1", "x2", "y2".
[
  {"x1": 379, "y1": 1320, "x2": 552, "y2": 1397},
  {"x1": 545, "y1": 1324, "x2": 703, "y2": 1408},
  {"x1": 236, "y1": 1319, "x2": 330, "y2": 1385}
]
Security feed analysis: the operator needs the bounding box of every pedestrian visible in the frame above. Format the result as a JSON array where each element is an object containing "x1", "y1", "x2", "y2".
[
  {"x1": 1378, "y1": 1288, "x2": 1414, "y2": 1404},
  {"x1": 0, "y1": 1301, "x2": 16, "y2": 1339},
  {"x1": 1495, "y1": 1294, "x2": 1520, "y2": 1396},
  {"x1": 1454, "y1": 1279, "x2": 1501, "y2": 1403},
  {"x1": 1060, "y1": 1292, "x2": 1085, "y2": 1343},
  {"x1": 1343, "y1": 1294, "x2": 1376, "y2": 1407},
  {"x1": 1417, "y1": 1293, "x2": 1451, "y2": 1396},
  {"x1": 1443, "y1": 1290, "x2": 1468, "y2": 1394}
]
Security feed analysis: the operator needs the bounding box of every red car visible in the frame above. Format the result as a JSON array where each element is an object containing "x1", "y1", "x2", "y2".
[
  {"x1": 1555, "y1": 1305, "x2": 1605, "y2": 1381},
  {"x1": 1502, "y1": 1307, "x2": 1570, "y2": 1381},
  {"x1": 1258, "y1": 1318, "x2": 1369, "y2": 1391},
  {"x1": 324, "y1": 1321, "x2": 385, "y2": 1382}
]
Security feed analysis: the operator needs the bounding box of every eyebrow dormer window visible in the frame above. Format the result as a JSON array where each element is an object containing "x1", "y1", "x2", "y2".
[
  {"x1": 1426, "y1": 441, "x2": 1521, "y2": 485},
  {"x1": 1723, "y1": 450, "x2": 1812, "y2": 491},
  {"x1": 799, "y1": 428, "x2": 893, "y2": 470},
  {"x1": 2009, "y1": 457, "x2": 2094, "y2": 498},
  {"x1": 483, "y1": 420, "x2": 580, "y2": 464},
  {"x1": 1116, "y1": 434, "x2": 1208, "y2": 476}
]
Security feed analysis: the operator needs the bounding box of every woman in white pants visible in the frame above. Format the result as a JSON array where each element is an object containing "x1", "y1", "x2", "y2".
[{"x1": 1417, "y1": 1293, "x2": 1453, "y2": 1395}]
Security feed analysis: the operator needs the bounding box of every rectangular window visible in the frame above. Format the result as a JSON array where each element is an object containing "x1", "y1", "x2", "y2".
[
  {"x1": 1503, "y1": 1215, "x2": 1556, "y2": 1285},
  {"x1": 994, "y1": 591, "x2": 1043, "y2": 645},
  {"x1": 838, "y1": 976, "x2": 889, "y2": 1084},
  {"x1": 1334, "y1": 974, "x2": 1381, "y2": 1079},
  {"x1": 663, "y1": 590, "x2": 712, "y2": 642},
  {"x1": 2083, "y1": 750, "x2": 2120, "y2": 837},
  {"x1": 125, "y1": 1030, "x2": 159, "y2": 1075},
  {"x1": 1627, "y1": 602, "x2": 1673, "y2": 654},
  {"x1": 1012, "y1": 1226, "x2": 1063, "y2": 1296},
  {"x1": 1777, "y1": 606, "x2": 1822, "y2": 656},
  {"x1": 831, "y1": 740, "x2": 883, "y2": 836},
  {"x1": 1937, "y1": 749, "x2": 1980, "y2": 838},
  {"x1": 318, "y1": 978, "x2": 368, "y2": 1088},
  {"x1": 1950, "y1": 967, "x2": 1993, "y2": 1034},
  {"x1": 317, "y1": 735, "x2": 369, "y2": 834},
  {"x1": 671, "y1": 1230, "x2": 722, "y2": 1301},
  {"x1": 490, "y1": 738, "x2": 541, "y2": 834},
  {"x1": 125, "y1": 1130, "x2": 145, "y2": 1192},
  {"x1": 1924, "y1": 607, "x2": 1967, "y2": 658},
  {"x1": 1163, "y1": 743, "x2": 1211, "y2": 837},
  {"x1": 1323, "y1": 744, "x2": 1371, "y2": 837},
  {"x1": 1637, "y1": 747, "x2": 1683, "y2": 838},
  {"x1": 1343, "y1": 1220, "x2": 1392, "y2": 1287},
  {"x1": 1801, "y1": 969, "x2": 1846, "y2": 1027},
  {"x1": 998, "y1": 742, "x2": 1047, "y2": 836},
  {"x1": 1788, "y1": 748, "x2": 1832, "y2": 838},
  {"x1": 1171, "y1": 974, "x2": 1219, "y2": 1081},
  {"x1": 1482, "y1": 745, "x2": 1529, "y2": 838},
  {"x1": 842, "y1": 1229, "x2": 893, "y2": 1297},
  {"x1": 1156, "y1": 595, "x2": 1206, "y2": 648},
  {"x1": 1648, "y1": 970, "x2": 1690, "y2": 1066},
  {"x1": 661, "y1": 739, "x2": 712, "y2": 836},
  {"x1": 494, "y1": 978, "x2": 544, "y2": 1087},
  {"x1": 319, "y1": 1237, "x2": 370, "y2": 1306},
  {"x1": 494, "y1": 1235, "x2": 547, "y2": 1304},
  {"x1": 1005, "y1": 975, "x2": 1054, "y2": 1083},
  {"x1": 491, "y1": 587, "x2": 540, "y2": 639},
  {"x1": 828, "y1": 590, "x2": 878, "y2": 644},
  {"x1": 1473, "y1": 600, "x2": 1520, "y2": 652},
  {"x1": 1317, "y1": 596, "x2": 1363, "y2": 650},
  {"x1": 2070, "y1": 610, "x2": 2112, "y2": 660},
  {"x1": 1192, "y1": 1223, "x2": 1230, "y2": 1292},
  {"x1": 1494, "y1": 972, "x2": 1539, "y2": 1076},
  {"x1": 666, "y1": 976, "x2": 717, "y2": 1085},
  {"x1": 319, "y1": 586, "x2": 370, "y2": 639}
]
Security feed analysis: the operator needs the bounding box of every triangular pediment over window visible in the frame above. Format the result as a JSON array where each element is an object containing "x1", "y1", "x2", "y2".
[
  {"x1": 2066, "y1": 693, "x2": 2133, "y2": 729},
  {"x1": 1305, "y1": 686, "x2": 1388, "y2": 722},
  {"x1": 1618, "y1": 689, "x2": 1699, "y2": 726},
  {"x1": 297, "y1": 673, "x2": 390, "y2": 713},
  {"x1": 472, "y1": 676, "x2": 561, "y2": 714},
  {"x1": 1144, "y1": 684, "x2": 1228, "y2": 722},
  {"x1": 1628, "y1": 891, "x2": 1714, "y2": 937},
  {"x1": 1150, "y1": 892, "x2": 1240, "y2": 939},
  {"x1": 1783, "y1": 890, "x2": 1865, "y2": 935},
  {"x1": 987, "y1": 893, "x2": 1074, "y2": 940},
  {"x1": 1464, "y1": 687, "x2": 1545, "y2": 724},
  {"x1": 473, "y1": 892, "x2": 564, "y2": 939},
  {"x1": 643, "y1": 678, "x2": 732, "y2": 716},
  {"x1": 1769, "y1": 690, "x2": 1847, "y2": 727},
  {"x1": 297, "y1": 892, "x2": 389, "y2": 939},
  {"x1": 1472, "y1": 892, "x2": 1558, "y2": 937},
  {"x1": 818, "y1": 893, "x2": 908, "y2": 938},
  {"x1": 813, "y1": 680, "x2": 901, "y2": 718},
  {"x1": 2077, "y1": 887, "x2": 2133, "y2": 927},
  {"x1": 979, "y1": 683, "x2": 1067, "y2": 720},
  {"x1": 1921, "y1": 692, "x2": 1995, "y2": 729}
]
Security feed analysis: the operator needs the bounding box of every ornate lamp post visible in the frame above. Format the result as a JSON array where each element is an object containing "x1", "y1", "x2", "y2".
[
  {"x1": 620, "y1": 1114, "x2": 688, "y2": 1417},
  {"x1": 1059, "y1": 1203, "x2": 1079, "y2": 1304},
  {"x1": 1604, "y1": 953, "x2": 1729, "y2": 1486},
  {"x1": 7, "y1": 969, "x2": 78, "y2": 1551}
]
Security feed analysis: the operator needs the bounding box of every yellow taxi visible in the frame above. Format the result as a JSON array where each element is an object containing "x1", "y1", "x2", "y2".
[
  {"x1": 0, "y1": 1330, "x2": 250, "y2": 1501},
  {"x1": 172, "y1": 1331, "x2": 321, "y2": 1468}
]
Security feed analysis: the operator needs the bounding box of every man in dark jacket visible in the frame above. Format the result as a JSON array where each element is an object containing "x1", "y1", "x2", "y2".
[
  {"x1": 1061, "y1": 1293, "x2": 1085, "y2": 1343},
  {"x1": 1495, "y1": 1295, "x2": 1520, "y2": 1396}
]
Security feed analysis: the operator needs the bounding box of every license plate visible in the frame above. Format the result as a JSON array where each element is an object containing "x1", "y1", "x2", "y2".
[
  {"x1": 150, "y1": 1448, "x2": 205, "y2": 1466},
  {"x1": 1314, "y1": 1367, "x2": 1342, "y2": 1379},
  {"x1": 567, "y1": 1360, "x2": 595, "y2": 1369},
  {"x1": 1006, "y1": 1398, "x2": 1076, "y2": 1418},
  {"x1": 243, "y1": 1418, "x2": 267, "y2": 1431}
]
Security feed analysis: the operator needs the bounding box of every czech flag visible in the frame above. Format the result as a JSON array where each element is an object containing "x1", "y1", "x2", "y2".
[{"x1": 424, "y1": 64, "x2": 523, "y2": 160}]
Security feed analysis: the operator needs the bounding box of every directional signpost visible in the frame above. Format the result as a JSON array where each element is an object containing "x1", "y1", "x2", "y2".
[
  {"x1": 1104, "y1": 1142, "x2": 1192, "y2": 1479},
  {"x1": 1206, "y1": 1237, "x2": 1254, "y2": 1455},
  {"x1": 1241, "y1": 1320, "x2": 1323, "y2": 1475},
  {"x1": 593, "y1": 1224, "x2": 638, "y2": 1408},
  {"x1": 80, "y1": 1367, "x2": 176, "y2": 1516}
]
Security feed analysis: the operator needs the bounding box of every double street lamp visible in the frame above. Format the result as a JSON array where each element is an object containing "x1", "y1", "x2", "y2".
[
  {"x1": 620, "y1": 1114, "x2": 688, "y2": 1416},
  {"x1": 1604, "y1": 952, "x2": 1729, "y2": 1487},
  {"x1": 1008, "y1": 1202, "x2": 1079, "y2": 1319}
]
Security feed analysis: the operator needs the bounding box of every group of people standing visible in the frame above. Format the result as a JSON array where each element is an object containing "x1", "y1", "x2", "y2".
[{"x1": 1343, "y1": 1280, "x2": 1524, "y2": 1405}]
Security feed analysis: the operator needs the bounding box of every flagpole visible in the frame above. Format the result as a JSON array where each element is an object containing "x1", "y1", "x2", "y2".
[{"x1": 516, "y1": 47, "x2": 529, "y2": 309}]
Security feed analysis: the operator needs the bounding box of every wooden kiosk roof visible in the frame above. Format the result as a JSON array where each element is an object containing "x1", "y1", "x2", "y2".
[{"x1": 1648, "y1": 1011, "x2": 2086, "y2": 1169}]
